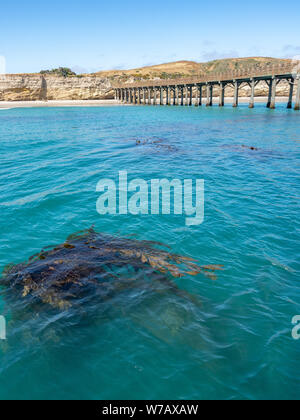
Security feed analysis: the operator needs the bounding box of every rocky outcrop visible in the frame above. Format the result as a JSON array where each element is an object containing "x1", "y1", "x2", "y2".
[{"x1": 0, "y1": 74, "x2": 114, "y2": 101}]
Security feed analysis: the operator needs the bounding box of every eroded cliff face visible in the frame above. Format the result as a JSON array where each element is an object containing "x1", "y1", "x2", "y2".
[{"x1": 0, "y1": 74, "x2": 114, "y2": 101}]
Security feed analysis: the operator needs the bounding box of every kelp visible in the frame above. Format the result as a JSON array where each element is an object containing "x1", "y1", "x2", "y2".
[
  {"x1": 241, "y1": 145, "x2": 259, "y2": 151},
  {"x1": 135, "y1": 138, "x2": 179, "y2": 153},
  {"x1": 0, "y1": 228, "x2": 223, "y2": 311}
]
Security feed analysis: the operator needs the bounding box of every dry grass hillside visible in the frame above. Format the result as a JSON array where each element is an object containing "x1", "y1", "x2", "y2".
[{"x1": 93, "y1": 57, "x2": 292, "y2": 83}]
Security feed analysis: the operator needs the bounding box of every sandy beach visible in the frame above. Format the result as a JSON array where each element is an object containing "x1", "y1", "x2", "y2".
[
  {"x1": 0, "y1": 99, "x2": 125, "y2": 109},
  {"x1": 0, "y1": 96, "x2": 293, "y2": 109}
]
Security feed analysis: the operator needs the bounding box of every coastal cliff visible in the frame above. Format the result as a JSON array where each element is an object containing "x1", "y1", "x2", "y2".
[{"x1": 0, "y1": 74, "x2": 114, "y2": 101}]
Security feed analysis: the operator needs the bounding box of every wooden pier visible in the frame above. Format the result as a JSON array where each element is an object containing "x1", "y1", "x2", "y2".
[{"x1": 114, "y1": 62, "x2": 300, "y2": 110}]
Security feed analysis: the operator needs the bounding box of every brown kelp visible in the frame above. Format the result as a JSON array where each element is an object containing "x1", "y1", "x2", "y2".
[
  {"x1": 135, "y1": 138, "x2": 179, "y2": 153},
  {"x1": 1, "y1": 228, "x2": 223, "y2": 312},
  {"x1": 0, "y1": 229, "x2": 225, "y2": 352}
]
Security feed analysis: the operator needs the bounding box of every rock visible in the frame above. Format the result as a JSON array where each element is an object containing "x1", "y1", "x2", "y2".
[{"x1": 0, "y1": 74, "x2": 114, "y2": 101}]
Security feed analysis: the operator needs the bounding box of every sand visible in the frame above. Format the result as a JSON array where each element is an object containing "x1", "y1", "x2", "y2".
[
  {"x1": 0, "y1": 100, "x2": 125, "y2": 109},
  {"x1": 0, "y1": 97, "x2": 293, "y2": 109}
]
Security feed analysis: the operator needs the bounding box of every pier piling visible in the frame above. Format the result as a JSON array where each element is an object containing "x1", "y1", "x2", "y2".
[
  {"x1": 180, "y1": 87, "x2": 184, "y2": 106},
  {"x1": 219, "y1": 82, "x2": 225, "y2": 107},
  {"x1": 287, "y1": 80, "x2": 294, "y2": 109},
  {"x1": 133, "y1": 88, "x2": 137, "y2": 104},
  {"x1": 153, "y1": 88, "x2": 157, "y2": 105},
  {"x1": 233, "y1": 81, "x2": 239, "y2": 107},
  {"x1": 206, "y1": 84, "x2": 209, "y2": 106},
  {"x1": 266, "y1": 80, "x2": 272, "y2": 108},
  {"x1": 189, "y1": 86, "x2": 193, "y2": 106},
  {"x1": 195, "y1": 86, "x2": 199, "y2": 106},
  {"x1": 295, "y1": 77, "x2": 300, "y2": 110},
  {"x1": 270, "y1": 78, "x2": 277, "y2": 109},
  {"x1": 166, "y1": 87, "x2": 170, "y2": 105},
  {"x1": 206, "y1": 84, "x2": 213, "y2": 106},
  {"x1": 185, "y1": 86, "x2": 188, "y2": 106},
  {"x1": 172, "y1": 88, "x2": 176, "y2": 106},
  {"x1": 249, "y1": 79, "x2": 255, "y2": 108},
  {"x1": 198, "y1": 85, "x2": 202, "y2": 106}
]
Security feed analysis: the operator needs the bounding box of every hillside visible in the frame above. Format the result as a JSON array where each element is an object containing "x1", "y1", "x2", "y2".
[{"x1": 93, "y1": 57, "x2": 292, "y2": 83}]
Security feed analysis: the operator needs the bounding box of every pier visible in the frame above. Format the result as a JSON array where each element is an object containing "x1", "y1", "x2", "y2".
[{"x1": 114, "y1": 62, "x2": 300, "y2": 110}]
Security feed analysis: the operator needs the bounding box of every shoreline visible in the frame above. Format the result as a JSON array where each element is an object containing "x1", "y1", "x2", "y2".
[
  {"x1": 0, "y1": 99, "x2": 125, "y2": 109},
  {"x1": 0, "y1": 96, "x2": 294, "y2": 109}
]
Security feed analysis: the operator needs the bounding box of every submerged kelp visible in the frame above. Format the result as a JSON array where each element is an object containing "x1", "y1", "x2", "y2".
[
  {"x1": 135, "y1": 138, "x2": 179, "y2": 153},
  {"x1": 221, "y1": 144, "x2": 283, "y2": 158},
  {"x1": 1, "y1": 228, "x2": 223, "y2": 312}
]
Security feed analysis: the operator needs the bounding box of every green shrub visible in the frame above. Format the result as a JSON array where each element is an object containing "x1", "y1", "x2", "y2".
[{"x1": 40, "y1": 67, "x2": 76, "y2": 77}]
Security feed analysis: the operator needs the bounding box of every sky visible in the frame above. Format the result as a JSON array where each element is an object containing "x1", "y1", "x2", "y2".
[{"x1": 1, "y1": 0, "x2": 300, "y2": 74}]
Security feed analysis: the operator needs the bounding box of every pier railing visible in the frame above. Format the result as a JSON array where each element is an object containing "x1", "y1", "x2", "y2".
[{"x1": 113, "y1": 62, "x2": 298, "y2": 88}]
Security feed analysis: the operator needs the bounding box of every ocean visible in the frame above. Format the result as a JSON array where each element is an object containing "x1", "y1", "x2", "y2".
[{"x1": 0, "y1": 104, "x2": 299, "y2": 400}]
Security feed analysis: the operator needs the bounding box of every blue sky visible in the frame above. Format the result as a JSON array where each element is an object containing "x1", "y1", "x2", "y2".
[{"x1": 1, "y1": 0, "x2": 300, "y2": 74}]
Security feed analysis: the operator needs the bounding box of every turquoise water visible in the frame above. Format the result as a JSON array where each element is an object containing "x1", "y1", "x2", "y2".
[{"x1": 0, "y1": 104, "x2": 299, "y2": 400}]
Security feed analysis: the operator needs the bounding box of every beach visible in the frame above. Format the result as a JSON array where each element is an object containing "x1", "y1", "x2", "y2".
[
  {"x1": 0, "y1": 96, "x2": 293, "y2": 109},
  {"x1": 0, "y1": 99, "x2": 123, "y2": 109}
]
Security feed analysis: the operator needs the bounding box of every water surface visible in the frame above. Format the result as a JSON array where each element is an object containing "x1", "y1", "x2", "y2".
[{"x1": 0, "y1": 104, "x2": 299, "y2": 400}]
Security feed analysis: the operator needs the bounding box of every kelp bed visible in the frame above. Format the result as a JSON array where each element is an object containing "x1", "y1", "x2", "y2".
[{"x1": 0, "y1": 228, "x2": 223, "y2": 312}]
